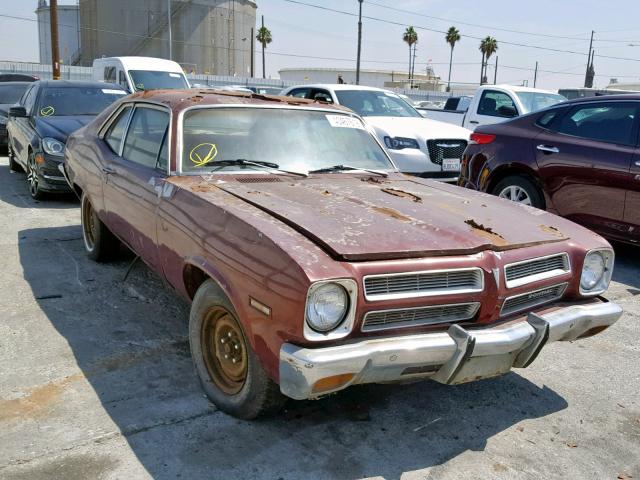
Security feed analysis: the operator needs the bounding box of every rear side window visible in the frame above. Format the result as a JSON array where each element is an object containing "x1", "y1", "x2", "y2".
[
  {"x1": 122, "y1": 107, "x2": 170, "y2": 169},
  {"x1": 535, "y1": 109, "x2": 562, "y2": 129},
  {"x1": 555, "y1": 102, "x2": 637, "y2": 145},
  {"x1": 104, "y1": 106, "x2": 132, "y2": 154},
  {"x1": 118, "y1": 71, "x2": 128, "y2": 90},
  {"x1": 288, "y1": 88, "x2": 309, "y2": 98},
  {"x1": 477, "y1": 90, "x2": 517, "y2": 117},
  {"x1": 104, "y1": 66, "x2": 116, "y2": 83}
]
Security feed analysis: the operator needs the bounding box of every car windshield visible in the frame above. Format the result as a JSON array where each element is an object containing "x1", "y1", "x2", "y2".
[
  {"x1": 335, "y1": 90, "x2": 422, "y2": 118},
  {"x1": 516, "y1": 92, "x2": 567, "y2": 114},
  {"x1": 181, "y1": 108, "x2": 393, "y2": 174},
  {"x1": 0, "y1": 84, "x2": 29, "y2": 104},
  {"x1": 37, "y1": 87, "x2": 127, "y2": 116},
  {"x1": 129, "y1": 70, "x2": 189, "y2": 91}
]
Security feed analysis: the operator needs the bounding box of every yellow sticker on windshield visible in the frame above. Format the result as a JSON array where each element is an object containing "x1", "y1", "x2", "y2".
[
  {"x1": 40, "y1": 106, "x2": 55, "y2": 116},
  {"x1": 135, "y1": 83, "x2": 145, "y2": 90},
  {"x1": 189, "y1": 143, "x2": 218, "y2": 167}
]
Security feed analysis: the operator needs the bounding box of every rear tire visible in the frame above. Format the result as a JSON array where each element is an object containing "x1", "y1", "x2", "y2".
[
  {"x1": 81, "y1": 193, "x2": 119, "y2": 262},
  {"x1": 492, "y1": 175, "x2": 544, "y2": 209},
  {"x1": 7, "y1": 140, "x2": 23, "y2": 172},
  {"x1": 189, "y1": 279, "x2": 285, "y2": 419}
]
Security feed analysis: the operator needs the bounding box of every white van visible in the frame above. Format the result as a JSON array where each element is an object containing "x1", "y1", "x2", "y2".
[{"x1": 92, "y1": 56, "x2": 190, "y2": 93}]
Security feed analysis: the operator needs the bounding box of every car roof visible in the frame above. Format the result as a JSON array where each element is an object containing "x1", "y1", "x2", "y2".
[
  {"x1": 35, "y1": 80, "x2": 125, "y2": 89},
  {"x1": 93, "y1": 56, "x2": 184, "y2": 72},
  {"x1": 127, "y1": 89, "x2": 354, "y2": 112},
  {"x1": 0, "y1": 81, "x2": 31, "y2": 87},
  {"x1": 562, "y1": 93, "x2": 640, "y2": 104},
  {"x1": 286, "y1": 84, "x2": 392, "y2": 93}
]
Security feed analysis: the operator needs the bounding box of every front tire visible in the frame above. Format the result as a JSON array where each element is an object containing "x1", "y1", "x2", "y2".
[
  {"x1": 26, "y1": 152, "x2": 45, "y2": 199},
  {"x1": 7, "y1": 139, "x2": 23, "y2": 172},
  {"x1": 189, "y1": 279, "x2": 285, "y2": 419},
  {"x1": 81, "y1": 193, "x2": 119, "y2": 262},
  {"x1": 492, "y1": 175, "x2": 544, "y2": 209}
]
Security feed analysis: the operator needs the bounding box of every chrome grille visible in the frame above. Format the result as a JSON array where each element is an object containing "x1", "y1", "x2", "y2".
[
  {"x1": 426, "y1": 139, "x2": 467, "y2": 165},
  {"x1": 364, "y1": 268, "x2": 483, "y2": 301},
  {"x1": 362, "y1": 302, "x2": 480, "y2": 332},
  {"x1": 501, "y1": 283, "x2": 567, "y2": 317},
  {"x1": 504, "y1": 253, "x2": 570, "y2": 288}
]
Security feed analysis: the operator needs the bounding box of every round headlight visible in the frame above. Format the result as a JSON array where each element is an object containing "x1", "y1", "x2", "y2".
[
  {"x1": 581, "y1": 251, "x2": 605, "y2": 291},
  {"x1": 306, "y1": 283, "x2": 349, "y2": 332}
]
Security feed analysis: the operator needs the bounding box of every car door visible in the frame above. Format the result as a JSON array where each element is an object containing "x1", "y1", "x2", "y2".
[
  {"x1": 466, "y1": 89, "x2": 518, "y2": 128},
  {"x1": 101, "y1": 103, "x2": 171, "y2": 272},
  {"x1": 10, "y1": 84, "x2": 37, "y2": 165},
  {"x1": 534, "y1": 101, "x2": 639, "y2": 237},
  {"x1": 622, "y1": 131, "x2": 640, "y2": 242}
]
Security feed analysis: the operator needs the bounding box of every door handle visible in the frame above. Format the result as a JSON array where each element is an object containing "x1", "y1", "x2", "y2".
[
  {"x1": 537, "y1": 145, "x2": 560, "y2": 154},
  {"x1": 102, "y1": 166, "x2": 116, "y2": 174},
  {"x1": 469, "y1": 120, "x2": 479, "y2": 124}
]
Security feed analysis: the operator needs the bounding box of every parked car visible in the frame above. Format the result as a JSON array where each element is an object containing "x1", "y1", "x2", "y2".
[
  {"x1": 0, "y1": 73, "x2": 38, "y2": 82},
  {"x1": 458, "y1": 95, "x2": 640, "y2": 244},
  {"x1": 6, "y1": 80, "x2": 127, "y2": 198},
  {"x1": 63, "y1": 89, "x2": 622, "y2": 419},
  {"x1": 424, "y1": 85, "x2": 566, "y2": 129},
  {"x1": 0, "y1": 82, "x2": 31, "y2": 149},
  {"x1": 92, "y1": 56, "x2": 190, "y2": 92},
  {"x1": 281, "y1": 84, "x2": 472, "y2": 181}
]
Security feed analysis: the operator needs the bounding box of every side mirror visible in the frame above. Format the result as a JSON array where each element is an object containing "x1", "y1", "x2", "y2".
[
  {"x1": 9, "y1": 106, "x2": 27, "y2": 118},
  {"x1": 497, "y1": 105, "x2": 517, "y2": 118}
]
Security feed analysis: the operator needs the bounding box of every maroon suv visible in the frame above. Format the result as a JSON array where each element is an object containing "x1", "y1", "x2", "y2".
[{"x1": 458, "y1": 95, "x2": 640, "y2": 245}]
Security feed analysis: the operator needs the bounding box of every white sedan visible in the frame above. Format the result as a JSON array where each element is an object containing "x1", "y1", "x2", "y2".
[{"x1": 281, "y1": 84, "x2": 472, "y2": 181}]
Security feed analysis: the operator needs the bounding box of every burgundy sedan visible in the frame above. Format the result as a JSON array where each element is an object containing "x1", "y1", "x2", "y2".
[
  {"x1": 458, "y1": 95, "x2": 640, "y2": 245},
  {"x1": 63, "y1": 90, "x2": 621, "y2": 419}
]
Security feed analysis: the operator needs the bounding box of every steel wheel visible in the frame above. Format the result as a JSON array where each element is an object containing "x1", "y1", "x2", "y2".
[
  {"x1": 201, "y1": 306, "x2": 248, "y2": 395},
  {"x1": 497, "y1": 185, "x2": 532, "y2": 206},
  {"x1": 81, "y1": 195, "x2": 97, "y2": 252},
  {"x1": 26, "y1": 155, "x2": 40, "y2": 198}
]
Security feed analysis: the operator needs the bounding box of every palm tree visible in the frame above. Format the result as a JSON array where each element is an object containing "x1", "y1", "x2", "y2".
[
  {"x1": 402, "y1": 26, "x2": 418, "y2": 86},
  {"x1": 479, "y1": 36, "x2": 498, "y2": 84},
  {"x1": 445, "y1": 26, "x2": 460, "y2": 92},
  {"x1": 256, "y1": 23, "x2": 272, "y2": 79}
]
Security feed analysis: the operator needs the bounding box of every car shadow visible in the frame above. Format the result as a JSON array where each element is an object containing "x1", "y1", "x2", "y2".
[
  {"x1": 612, "y1": 241, "x2": 640, "y2": 292},
  {"x1": 0, "y1": 163, "x2": 78, "y2": 209},
  {"x1": 17, "y1": 225, "x2": 568, "y2": 480}
]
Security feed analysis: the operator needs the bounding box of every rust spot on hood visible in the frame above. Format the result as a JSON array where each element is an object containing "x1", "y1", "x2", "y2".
[
  {"x1": 361, "y1": 176, "x2": 389, "y2": 184},
  {"x1": 465, "y1": 218, "x2": 507, "y2": 246},
  {"x1": 381, "y1": 188, "x2": 422, "y2": 203},
  {"x1": 372, "y1": 206, "x2": 412, "y2": 222},
  {"x1": 539, "y1": 224, "x2": 565, "y2": 238}
]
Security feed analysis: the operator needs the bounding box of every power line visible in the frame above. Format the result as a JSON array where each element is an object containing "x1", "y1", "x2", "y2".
[{"x1": 277, "y1": 0, "x2": 640, "y2": 63}]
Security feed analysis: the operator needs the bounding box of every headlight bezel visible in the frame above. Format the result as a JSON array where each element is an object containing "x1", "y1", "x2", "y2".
[
  {"x1": 384, "y1": 136, "x2": 420, "y2": 150},
  {"x1": 579, "y1": 248, "x2": 614, "y2": 296},
  {"x1": 42, "y1": 137, "x2": 65, "y2": 157},
  {"x1": 304, "y1": 279, "x2": 357, "y2": 341}
]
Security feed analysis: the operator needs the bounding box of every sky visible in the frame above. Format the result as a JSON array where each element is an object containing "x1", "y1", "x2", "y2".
[{"x1": 1, "y1": 0, "x2": 639, "y2": 90}]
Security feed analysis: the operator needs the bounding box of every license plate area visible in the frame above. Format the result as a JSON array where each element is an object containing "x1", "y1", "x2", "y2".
[{"x1": 442, "y1": 158, "x2": 460, "y2": 171}]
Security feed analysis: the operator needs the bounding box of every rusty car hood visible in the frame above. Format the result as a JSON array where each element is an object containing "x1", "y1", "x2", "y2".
[{"x1": 197, "y1": 174, "x2": 572, "y2": 261}]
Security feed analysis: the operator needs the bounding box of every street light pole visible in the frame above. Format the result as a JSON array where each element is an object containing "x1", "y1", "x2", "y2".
[
  {"x1": 584, "y1": 30, "x2": 594, "y2": 87},
  {"x1": 167, "y1": 0, "x2": 173, "y2": 60},
  {"x1": 356, "y1": 0, "x2": 363, "y2": 85}
]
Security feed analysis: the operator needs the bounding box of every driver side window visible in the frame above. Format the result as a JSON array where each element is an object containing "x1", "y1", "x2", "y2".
[{"x1": 478, "y1": 90, "x2": 517, "y2": 117}]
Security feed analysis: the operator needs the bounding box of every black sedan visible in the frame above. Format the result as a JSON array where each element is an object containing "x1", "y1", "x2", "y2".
[
  {"x1": 0, "y1": 82, "x2": 31, "y2": 148},
  {"x1": 7, "y1": 80, "x2": 127, "y2": 199}
]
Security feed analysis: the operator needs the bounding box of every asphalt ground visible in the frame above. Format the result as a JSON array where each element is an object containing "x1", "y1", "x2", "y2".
[{"x1": 0, "y1": 154, "x2": 638, "y2": 480}]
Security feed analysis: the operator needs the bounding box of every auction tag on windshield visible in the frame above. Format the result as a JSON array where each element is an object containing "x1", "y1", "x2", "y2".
[
  {"x1": 169, "y1": 73, "x2": 181, "y2": 78},
  {"x1": 325, "y1": 115, "x2": 364, "y2": 129},
  {"x1": 102, "y1": 89, "x2": 126, "y2": 95}
]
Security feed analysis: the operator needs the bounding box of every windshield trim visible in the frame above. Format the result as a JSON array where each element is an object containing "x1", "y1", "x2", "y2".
[{"x1": 175, "y1": 104, "x2": 397, "y2": 176}]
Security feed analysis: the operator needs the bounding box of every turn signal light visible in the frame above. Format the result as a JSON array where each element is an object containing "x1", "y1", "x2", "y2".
[
  {"x1": 470, "y1": 133, "x2": 496, "y2": 145},
  {"x1": 311, "y1": 373, "x2": 355, "y2": 394}
]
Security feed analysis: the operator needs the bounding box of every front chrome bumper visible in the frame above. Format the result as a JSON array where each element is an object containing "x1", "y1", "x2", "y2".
[{"x1": 279, "y1": 299, "x2": 623, "y2": 400}]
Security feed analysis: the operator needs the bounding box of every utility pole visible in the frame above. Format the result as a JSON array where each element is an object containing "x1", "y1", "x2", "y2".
[
  {"x1": 50, "y1": 0, "x2": 60, "y2": 79},
  {"x1": 261, "y1": 15, "x2": 266, "y2": 79},
  {"x1": 167, "y1": 0, "x2": 173, "y2": 60},
  {"x1": 411, "y1": 44, "x2": 417, "y2": 88},
  {"x1": 494, "y1": 56, "x2": 498, "y2": 84},
  {"x1": 584, "y1": 30, "x2": 594, "y2": 87},
  {"x1": 250, "y1": 27, "x2": 254, "y2": 78},
  {"x1": 356, "y1": 0, "x2": 363, "y2": 85},
  {"x1": 533, "y1": 61, "x2": 538, "y2": 88}
]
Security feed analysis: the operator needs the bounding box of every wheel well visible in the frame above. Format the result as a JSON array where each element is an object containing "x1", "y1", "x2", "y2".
[
  {"x1": 72, "y1": 183, "x2": 83, "y2": 199},
  {"x1": 487, "y1": 166, "x2": 546, "y2": 209},
  {"x1": 183, "y1": 264, "x2": 209, "y2": 300}
]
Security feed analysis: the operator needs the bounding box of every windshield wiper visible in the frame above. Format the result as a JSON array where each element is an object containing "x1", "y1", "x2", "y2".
[
  {"x1": 308, "y1": 164, "x2": 388, "y2": 177},
  {"x1": 211, "y1": 159, "x2": 308, "y2": 177}
]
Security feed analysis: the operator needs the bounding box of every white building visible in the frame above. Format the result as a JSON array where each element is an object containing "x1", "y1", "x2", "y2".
[
  {"x1": 278, "y1": 67, "x2": 446, "y2": 91},
  {"x1": 36, "y1": 0, "x2": 81, "y2": 65}
]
